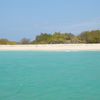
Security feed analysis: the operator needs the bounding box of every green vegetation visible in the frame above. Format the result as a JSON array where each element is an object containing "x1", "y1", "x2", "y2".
[
  {"x1": 0, "y1": 39, "x2": 16, "y2": 45},
  {"x1": 33, "y1": 32, "x2": 76, "y2": 44},
  {"x1": 79, "y1": 30, "x2": 100, "y2": 43},
  {"x1": 33, "y1": 30, "x2": 100, "y2": 44},
  {"x1": 0, "y1": 30, "x2": 100, "y2": 44}
]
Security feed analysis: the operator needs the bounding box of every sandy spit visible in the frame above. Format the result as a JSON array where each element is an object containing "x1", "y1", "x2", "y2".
[{"x1": 0, "y1": 44, "x2": 100, "y2": 51}]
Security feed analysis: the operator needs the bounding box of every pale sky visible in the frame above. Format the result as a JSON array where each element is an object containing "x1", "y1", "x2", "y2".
[{"x1": 0, "y1": 0, "x2": 100, "y2": 41}]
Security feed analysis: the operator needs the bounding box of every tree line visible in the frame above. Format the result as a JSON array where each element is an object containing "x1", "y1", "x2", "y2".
[
  {"x1": 0, "y1": 39, "x2": 16, "y2": 45},
  {"x1": 0, "y1": 30, "x2": 100, "y2": 44}
]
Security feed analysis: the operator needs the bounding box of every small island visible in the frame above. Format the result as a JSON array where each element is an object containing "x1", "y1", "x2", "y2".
[{"x1": 0, "y1": 30, "x2": 100, "y2": 51}]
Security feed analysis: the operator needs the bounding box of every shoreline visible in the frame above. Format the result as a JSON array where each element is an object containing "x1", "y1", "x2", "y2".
[{"x1": 0, "y1": 44, "x2": 100, "y2": 51}]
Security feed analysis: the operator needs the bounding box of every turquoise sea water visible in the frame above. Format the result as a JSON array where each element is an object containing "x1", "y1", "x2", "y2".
[{"x1": 0, "y1": 51, "x2": 100, "y2": 100}]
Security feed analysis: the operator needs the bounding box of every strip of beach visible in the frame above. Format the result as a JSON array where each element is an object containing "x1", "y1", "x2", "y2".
[{"x1": 0, "y1": 44, "x2": 100, "y2": 51}]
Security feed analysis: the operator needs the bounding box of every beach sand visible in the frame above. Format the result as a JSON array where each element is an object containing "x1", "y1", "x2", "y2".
[{"x1": 0, "y1": 44, "x2": 100, "y2": 51}]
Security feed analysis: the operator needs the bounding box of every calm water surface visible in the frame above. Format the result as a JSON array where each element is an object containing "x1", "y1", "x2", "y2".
[{"x1": 0, "y1": 51, "x2": 100, "y2": 100}]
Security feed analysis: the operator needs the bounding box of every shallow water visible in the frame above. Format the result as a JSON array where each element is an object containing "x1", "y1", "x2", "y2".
[{"x1": 0, "y1": 51, "x2": 100, "y2": 100}]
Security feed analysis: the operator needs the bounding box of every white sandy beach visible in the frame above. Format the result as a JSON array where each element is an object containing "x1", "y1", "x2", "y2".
[{"x1": 0, "y1": 44, "x2": 100, "y2": 51}]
